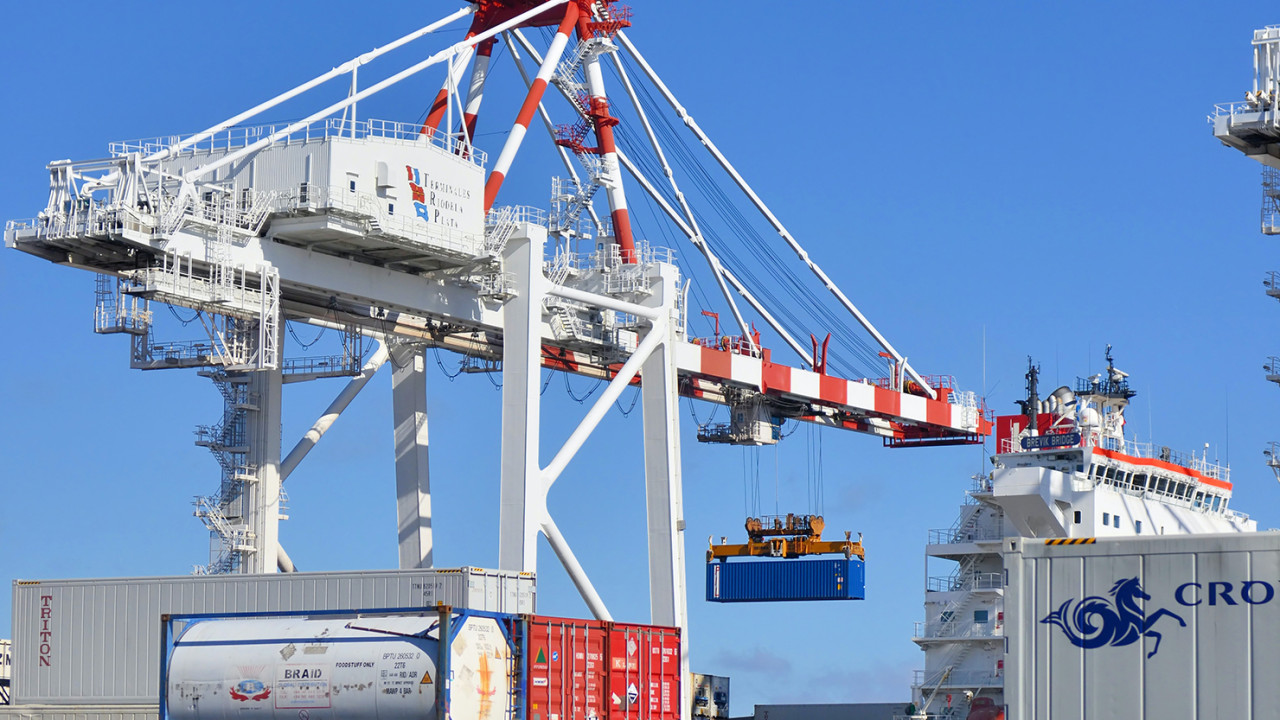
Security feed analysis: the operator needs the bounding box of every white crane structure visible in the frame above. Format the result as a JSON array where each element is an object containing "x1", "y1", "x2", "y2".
[
  {"x1": 4, "y1": 2, "x2": 991, "y2": 711},
  {"x1": 1213, "y1": 24, "x2": 1280, "y2": 483}
]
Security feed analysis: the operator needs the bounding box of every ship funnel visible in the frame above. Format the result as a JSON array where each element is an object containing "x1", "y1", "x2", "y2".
[{"x1": 1049, "y1": 386, "x2": 1077, "y2": 420}]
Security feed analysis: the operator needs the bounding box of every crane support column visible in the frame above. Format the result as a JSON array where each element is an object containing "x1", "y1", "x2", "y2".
[
  {"x1": 499, "y1": 224, "x2": 549, "y2": 571},
  {"x1": 639, "y1": 263, "x2": 690, "y2": 720},
  {"x1": 244, "y1": 367, "x2": 284, "y2": 574},
  {"x1": 391, "y1": 341, "x2": 434, "y2": 569}
]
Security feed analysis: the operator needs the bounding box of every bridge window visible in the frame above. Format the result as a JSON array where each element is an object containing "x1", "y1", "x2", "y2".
[
  {"x1": 1074, "y1": 510, "x2": 1082, "y2": 524},
  {"x1": 1103, "y1": 512, "x2": 1110, "y2": 526},
  {"x1": 1194, "y1": 492, "x2": 1204, "y2": 509},
  {"x1": 1156, "y1": 477, "x2": 1168, "y2": 494},
  {"x1": 1113, "y1": 514, "x2": 1120, "y2": 529},
  {"x1": 1132, "y1": 473, "x2": 1148, "y2": 490},
  {"x1": 1211, "y1": 496, "x2": 1222, "y2": 512}
]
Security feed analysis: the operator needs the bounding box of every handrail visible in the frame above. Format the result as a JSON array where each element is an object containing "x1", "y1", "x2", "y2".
[{"x1": 109, "y1": 118, "x2": 487, "y2": 167}]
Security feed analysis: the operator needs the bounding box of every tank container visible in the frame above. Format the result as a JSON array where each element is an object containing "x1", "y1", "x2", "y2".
[{"x1": 163, "y1": 609, "x2": 516, "y2": 720}]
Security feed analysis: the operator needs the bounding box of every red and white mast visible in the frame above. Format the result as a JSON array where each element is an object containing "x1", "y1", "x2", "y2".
[
  {"x1": 575, "y1": 3, "x2": 636, "y2": 262},
  {"x1": 483, "y1": 2, "x2": 581, "y2": 211},
  {"x1": 461, "y1": 38, "x2": 497, "y2": 141}
]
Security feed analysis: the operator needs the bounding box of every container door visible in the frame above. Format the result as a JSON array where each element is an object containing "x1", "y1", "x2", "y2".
[
  {"x1": 527, "y1": 616, "x2": 607, "y2": 720},
  {"x1": 607, "y1": 624, "x2": 681, "y2": 720}
]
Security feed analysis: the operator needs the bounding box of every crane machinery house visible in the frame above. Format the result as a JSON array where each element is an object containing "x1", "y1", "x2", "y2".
[{"x1": 128, "y1": 121, "x2": 488, "y2": 264}]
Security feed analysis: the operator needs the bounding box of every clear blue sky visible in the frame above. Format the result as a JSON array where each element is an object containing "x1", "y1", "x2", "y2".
[{"x1": 1, "y1": 2, "x2": 1278, "y2": 715}]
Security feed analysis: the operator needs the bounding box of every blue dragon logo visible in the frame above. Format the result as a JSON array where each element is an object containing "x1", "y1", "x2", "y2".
[{"x1": 1041, "y1": 577, "x2": 1185, "y2": 658}]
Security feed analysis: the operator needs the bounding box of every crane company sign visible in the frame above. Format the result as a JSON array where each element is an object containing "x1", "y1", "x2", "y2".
[
  {"x1": 407, "y1": 164, "x2": 475, "y2": 231},
  {"x1": 1041, "y1": 575, "x2": 1277, "y2": 658}
]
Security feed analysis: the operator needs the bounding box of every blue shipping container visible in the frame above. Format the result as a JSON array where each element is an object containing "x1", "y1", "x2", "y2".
[{"x1": 705, "y1": 557, "x2": 865, "y2": 602}]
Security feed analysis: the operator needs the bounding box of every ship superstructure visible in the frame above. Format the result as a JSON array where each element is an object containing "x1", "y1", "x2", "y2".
[{"x1": 909, "y1": 351, "x2": 1256, "y2": 719}]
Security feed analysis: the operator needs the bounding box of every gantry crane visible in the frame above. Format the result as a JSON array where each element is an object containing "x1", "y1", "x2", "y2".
[{"x1": 5, "y1": 3, "x2": 991, "y2": 716}]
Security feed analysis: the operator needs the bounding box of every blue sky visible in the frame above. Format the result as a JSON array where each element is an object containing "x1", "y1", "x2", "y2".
[{"x1": 2, "y1": 1, "x2": 1278, "y2": 715}]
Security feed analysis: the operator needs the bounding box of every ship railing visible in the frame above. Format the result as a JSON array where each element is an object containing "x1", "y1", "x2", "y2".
[
  {"x1": 108, "y1": 118, "x2": 487, "y2": 167},
  {"x1": 1210, "y1": 100, "x2": 1264, "y2": 119},
  {"x1": 912, "y1": 669, "x2": 1002, "y2": 689},
  {"x1": 927, "y1": 528, "x2": 1003, "y2": 545},
  {"x1": 926, "y1": 573, "x2": 1002, "y2": 592},
  {"x1": 1120, "y1": 439, "x2": 1230, "y2": 482},
  {"x1": 913, "y1": 620, "x2": 1000, "y2": 640}
]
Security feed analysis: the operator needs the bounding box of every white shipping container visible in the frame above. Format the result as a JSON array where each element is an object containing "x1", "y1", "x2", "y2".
[
  {"x1": 1004, "y1": 533, "x2": 1280, "y2": 720},
  {"x1": 10, "y1": 567, "x2": 533, "y2": 706}
]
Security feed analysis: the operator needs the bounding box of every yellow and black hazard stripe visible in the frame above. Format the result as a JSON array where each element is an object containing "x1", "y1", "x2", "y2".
[{"x1": 1044, "y1": 538, "x2": 1096, "y2": 545}]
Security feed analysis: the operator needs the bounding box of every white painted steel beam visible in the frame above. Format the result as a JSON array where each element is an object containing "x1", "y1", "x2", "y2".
[
  {"x1": 498, "y1": 227, "x2": 547, "y2": 573},
  {"x1": 159, "y1": 7, "x2": 473, "y2": 162},
  {"x1": 280, "y1": 341, "x2": 389, "y2": 481},
  {"x1": 540, "y1": 314, "x2": 666, "y2": 492},
  {"x1": 277, "y1": 545, "x2": 297, "y2": 573},
  {"x1": 244, "y1": 367, "x2": 284, "y2": 574},
  {"x1": 615, "y1": 30, "x2": 936, "y2": 399},
  {"x1": 637, "y1": 266, "x2": 691, "y2": 720},
  {"x1": 82, "y1": 7, "x2": 476, "y2": 194},
  {"x1": 391, "y1": 342, "x2": 434, "y2": 569},
  {"x1": 540, "y1": 514, "x2": 613, "y2": 621},
  {"x1": 184, "y1": 0, "x2": 570, "y2": 186}
]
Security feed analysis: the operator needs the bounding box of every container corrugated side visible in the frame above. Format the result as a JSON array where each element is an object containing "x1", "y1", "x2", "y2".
[
  {"x1": 705, "y1": 558, "x2": 864, "y2": 602},
  {"x1": 11, "y1": 567, "x2": 534, "y2": 706},
  {"x1": 526, "y1": 615, "x2": 682, "y2": 720},
  {"x1": 1005, "y1": 533, "x2": 1280, "y2": 720}
]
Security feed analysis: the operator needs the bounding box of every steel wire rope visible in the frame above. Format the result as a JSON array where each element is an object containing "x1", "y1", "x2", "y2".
[
  {"x1": 540, "y1": 40, "x2": 891, "y2": 381},
  {"x1": 660, "y1": 133, "x2": 885, "y2": 377},
  {"x1": 622, "y1": 61, "x2": 892, "y2": 379},
  {"x1": 614, "y1": 136, "x2": 718, "y2": 335},
  {"x1": 610, "y1": 120, "x2": 819, "y2": 353},
  {"x1": 621, "y1": 75, "x2": 878, "y2": 375}
]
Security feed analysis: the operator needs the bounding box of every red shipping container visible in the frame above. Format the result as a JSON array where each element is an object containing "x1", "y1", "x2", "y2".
[{"x1": 525, "y1": 615, "x2": 681, "y2": 720}]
